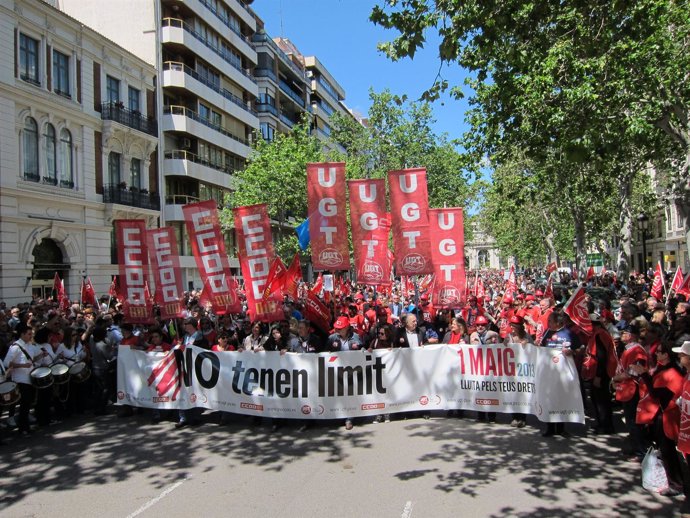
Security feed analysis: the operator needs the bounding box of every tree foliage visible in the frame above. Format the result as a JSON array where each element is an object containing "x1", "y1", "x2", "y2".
[
  {"x1": 220, "y1": 116, "x2": 324, "y2": 260},
  {"x1": 371, "y1": 0, "x2": 689, "y2": 269}
]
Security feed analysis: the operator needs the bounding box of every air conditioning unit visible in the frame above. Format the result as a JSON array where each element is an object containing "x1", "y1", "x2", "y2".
[{"x1": 180, "y1": 137, "x2": 192, "y2": 150}]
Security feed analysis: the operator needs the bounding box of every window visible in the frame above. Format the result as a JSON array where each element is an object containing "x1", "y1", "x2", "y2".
[
  {"x1": 19, "y1": 34, "x2": 39, "y2": 85},
  {"x1": 53, "y1": 50, "x2": 70, "y2": 97},
  {"x1": 23, "y1": 117, "x2": 39, "y2": 180},
  {"x1": 260, "y1": 122, "x2": 275, "y2": 142},
  {"x1": 108, "y1": 152, "x2": 121, "y2": 185},
  {"x1": 196, "y1": 62, "x2": 220, "y2": 88},
  {"x1": 106, "y1": 75, "x2": 120, "y2": 104},
  {"x1": 257, "y1": 93, "x2": 275, "y2": 106},
  {"x1": 211, "y1": 109, "x2": 222, "y2": 127},
  {"x1": 130, "y1": 158, "x2": 141, "y2": 189},
  {"x1": 128, "y1": 86, "x2": 140, "y2": 112},
  {"x1": 44, "y1": 124, "x2": 57, "y2": 184},
  {"x1": 59, "y1": 129, "x2": 73, "y2": 187}
]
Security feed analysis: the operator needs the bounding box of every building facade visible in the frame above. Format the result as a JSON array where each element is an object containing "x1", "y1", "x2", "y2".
[
  {"x1": 465, "y1": 223, "x2": 504, "y2": 270},
  {"x1": 0, "y1": 0, "x2": 158, "y2": 305}
]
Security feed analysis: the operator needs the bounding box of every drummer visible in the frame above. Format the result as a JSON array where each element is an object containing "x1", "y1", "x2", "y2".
[
  {"x1": 3, "y1": 322, "x2": 40, "y2": 434},
  {"x1": 33, "y1": 327, "x2": 56, "y2": 426}
]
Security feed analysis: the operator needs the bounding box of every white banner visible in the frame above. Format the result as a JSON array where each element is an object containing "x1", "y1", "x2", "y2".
[{"x1": 116, "y1": 344, "x2": 585, "y2": 423}]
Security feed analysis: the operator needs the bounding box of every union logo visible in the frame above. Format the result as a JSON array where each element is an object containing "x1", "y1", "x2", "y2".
[
  {"x1": 319, "y1": 248, "x2": 343, "y2": 267},
  {"x1": 439, "y1": 286, "x2": 461, "y2": 305},
  {"x1": 362, "y1": 261, "x2": 383, "y2": 281},
  {"x1": 419, "y1": 395, "x2": 429, "y2": 406},
  {"x1": 403, "y1": 253, "x2": 426, "y2": 272},
  {"x1": 301, "y1": 405, "x2": 312, "y2": 415}
]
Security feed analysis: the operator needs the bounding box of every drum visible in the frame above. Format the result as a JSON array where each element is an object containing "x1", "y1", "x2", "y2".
[
  {"x1": 0, "y1": 381, "x2": 20, "y2": 406},
  {"x1": 30, "y1": 366, "x2": 54, "y2": 389},
  {"x1": 68, "y1": 362, "x2": 91, "y2": 383},
  {"x1": 51, "y1": 363, "x2": 70, "y2": 385}
]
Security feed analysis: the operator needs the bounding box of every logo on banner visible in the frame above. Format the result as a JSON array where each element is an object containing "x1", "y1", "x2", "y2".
[
  {"x1": 301, "y1": 405, "x2": 312, "y2": 415},
  {"x1": 362, "y1": 261, "x2": 384, "y2": 281},
  {"x1": 438, "y1": 286, "x2": 461, "y2": 305},
  {"x1": 403, "y1": 253, "x2": 426, "y2": 272},
  {"x1": 419, "y1": 396, "x2": 429, "y2": 405},
  {"x1": 319, "y1": 248, "x2": 343, "y2": 267}
]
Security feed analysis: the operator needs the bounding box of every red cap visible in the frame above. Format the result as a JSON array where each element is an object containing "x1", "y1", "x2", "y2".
[
  {"x1": 525, "y1": 295, "x2": 536, "y2": 302},
  {"x1": 509, "y1": 315, "x2": 524, "y2": 325},
  {"x1": 535, "y1": 290, "x2": 544, "y2": 297},
  {"x1": 517, "y1": 294, "x2": 525, "y2": 300},
  {"x1": 475, "y1": 315, "x2": 489, "y2": 325},
  {"x1": 503, "y1": 296, "x2": 514, "y2": 305},
  {"x1": 333, "y1": 316, "x2": 350, "y2": 330},
  {"x1": 354, "y1": 293, "x2": 364, "y2": 300}
]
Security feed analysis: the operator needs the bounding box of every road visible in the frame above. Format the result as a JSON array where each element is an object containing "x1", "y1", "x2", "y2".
[{"x1": 0, "y1": 409, "x2": 681, "y2": 518}]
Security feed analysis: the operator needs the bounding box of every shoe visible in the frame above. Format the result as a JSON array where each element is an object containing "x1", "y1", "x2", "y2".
[
  {"x1": 345, "y1": 419, "x2": 353, "y2": 430},
  {"x1": 660, "y1": 487, "x2": 681, "y2": 497},
  {"x1": 373, "y1": 415, "x2": 383, "y2": 424},
  {"x1": 384, "y1": 414, "x2": 391, "y2": 423},
  {"x1": 510, "y1": 419, "x2": 518, "y2": 427},
  {"x1": 422, "y1": 413, "x2": 430, "y2": 420},
  {"x1": 174, "y1": 420, "x2": 188, "y2": 429},
  {"x1": 517, "y1": 420, "x2": 526, "y2": 428}
]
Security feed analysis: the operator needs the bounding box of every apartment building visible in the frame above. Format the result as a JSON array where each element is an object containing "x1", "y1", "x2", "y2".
[
  {"x1": 0, "y1": 0, "x2": 158, "y2": 304},
  {"x1": 60, "y1": 0, "x2": 260, "y2": 287}
]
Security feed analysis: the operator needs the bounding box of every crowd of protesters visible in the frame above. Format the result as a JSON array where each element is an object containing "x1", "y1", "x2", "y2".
[{"x1": 2, "y1": 267, "x2": 690, "y2": 515}]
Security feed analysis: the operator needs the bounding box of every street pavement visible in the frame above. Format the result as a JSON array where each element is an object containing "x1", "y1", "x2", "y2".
[{"x1": 0, "y1": 408, "x2": 682, "y2": 518}]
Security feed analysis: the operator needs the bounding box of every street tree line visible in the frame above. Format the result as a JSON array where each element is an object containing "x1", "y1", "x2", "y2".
[{"x1": 371, "y1": 0, "x2": 689, "y2": 276}]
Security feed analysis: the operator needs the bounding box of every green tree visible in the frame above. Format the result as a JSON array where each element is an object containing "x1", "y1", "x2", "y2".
[
  {"x1": 371, "y1": 0, "x2": 689, "y2": 269},
  {"x1": 220, "y1": 117, "x2": 324, "y2": 260}
]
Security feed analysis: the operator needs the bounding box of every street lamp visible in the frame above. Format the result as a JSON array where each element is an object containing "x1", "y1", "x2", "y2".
[{"x1": 637, "y1": 213, "x2": 649, "y2": 276}]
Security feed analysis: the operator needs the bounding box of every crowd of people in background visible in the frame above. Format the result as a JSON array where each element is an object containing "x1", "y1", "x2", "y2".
[{"x1": 1, "y1": 267, "x2": 690, "y2": 516}]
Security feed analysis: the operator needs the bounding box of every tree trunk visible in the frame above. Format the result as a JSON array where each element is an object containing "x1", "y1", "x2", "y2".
[
  {"x1": 573, "y1": 211, "x2": 586, "y2": 281},
  {"x1": 616, "y1": 172, "x2": 634, "y2": 280}
]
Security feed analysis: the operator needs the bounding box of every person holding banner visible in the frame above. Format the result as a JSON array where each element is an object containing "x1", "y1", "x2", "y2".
[
  {"x1": 503, "y1": 315, "x2": 533, "y2": 428},
  {"x1": 241, "y1": 322, "x2": 268, "y2": 352},
  {"x1": 176, "y1": 318, "x2": 208, "y2": 429},
  {"x1": 442, "y1": 318, "x2": 470, "y2": 345},
  {"x1": 327, "y1": 316, "x2": 363, "y2": 430}
]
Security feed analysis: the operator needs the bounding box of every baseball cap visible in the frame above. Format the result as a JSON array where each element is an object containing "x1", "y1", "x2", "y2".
[
  {"x1": 672, "y1": 341, "x2": 690, "y2": 355},
  {"x1": 333, "y1": 316, "x2": 350, "y2": 330}
]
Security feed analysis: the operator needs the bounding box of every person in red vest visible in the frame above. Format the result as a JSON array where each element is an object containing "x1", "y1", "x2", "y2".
[
  {"x1": 496, "y1": 295, "x2": 516, "y2": 340},
  {"x1": 612, "y1": 322, "x2": 650, "y2": 461},
  {"x1": 631, "y1": 341, "x2": 684, "y2": 494},
  {"x1": 461, "y1": 295, "x2": 484, "y2": 335},
  {"x1": 347, "y1": 304, "x2": 366, "y2": 337},
  {"x1": 419, "y1": 295, "x2": 436, "y2": 329},
  {"x1": 583, "y1": 314, "x2": 618, "y2": 434},
  {"x1": 525, "y1": 298, "x2": 553, "y2": 345}
]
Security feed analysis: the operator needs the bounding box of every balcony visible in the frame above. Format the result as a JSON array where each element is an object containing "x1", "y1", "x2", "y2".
[
  {"x1": 314, "y1": 76, "x2": 342, "y2": 103},
  {"x1": 162, "y1": 62, "x2": 257, "y2": 118},
  {"x1": 103, "y1": 184, "x2": 160, "y2": 210},
  {"x1": 198, "y1": 0, "x2": 249, "y2": 43},
  {"x1": 256, "y1": 103, "x2": 279, "y2": 117},
  {"x1": 162, "y1": 18, "x2": 256, "y2": 85},
  {"x1": 163, "y1": 105, "x2": 250, "y2": 147},
  {"x1": 164, "y1": 150, "x2": 233, "y2": 175},
  {"x1": 251, "y1": 32, "x2": 306, "y2": 81},
  {"x1": 101, "y1": 102, "x2": 157, "y2": 136},
  {"x1": 279, "y1": 112, "x2": 296, "y2": 128},
  {"x1": 279, "y1": 79, "x2": 306, "y2": 108},
  {"x1": 23, "y1": 172, "x2": 40, "y2": 182},
  {"x1": 254, "y1": 67, "x2": 277, "y2": 83}
]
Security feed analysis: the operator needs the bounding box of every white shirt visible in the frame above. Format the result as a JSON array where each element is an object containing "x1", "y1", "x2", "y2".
[
  {"x1": 3, "y1": 339, "x2": 38, "y2": 384},
  {"x1": 406, "y1": 329, "x2": 420, "y2": 348}
]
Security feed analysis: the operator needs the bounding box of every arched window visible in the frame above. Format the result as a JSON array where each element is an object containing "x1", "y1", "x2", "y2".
[
  {"x1": 44, "y1": 123, "x2": 57, "y2": 184},
  {"x1": 60, "y1": 128, "x2": 73, "y2": 187},
  {"x1": 23, "y1": 117, "x2": 39, "y2": 181}
]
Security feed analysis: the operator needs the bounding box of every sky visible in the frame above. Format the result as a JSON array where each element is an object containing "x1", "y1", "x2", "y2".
[{"x1": 252, "y1": 0, "x2": 472, "y2": 142}]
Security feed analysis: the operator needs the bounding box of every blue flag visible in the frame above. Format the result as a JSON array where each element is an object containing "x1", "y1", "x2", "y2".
[{"x1": 295, "y1": 217, "x2": 310, "y2": 251}]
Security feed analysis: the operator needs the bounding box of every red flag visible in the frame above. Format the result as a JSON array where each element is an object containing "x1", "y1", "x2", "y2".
[
  {"x1": 475, "y1": 276, "x2": 486, "y2": 300},
  {"x1": 546, "y1": 262, "x2": 557, "y2": 274},
  {"x1": 677, "y1": 272, "x2": 690, "y2": 297},
  {"x1": 429, "y1": 208, "x2": 466, "y2": 308},
  {"x1": 563, "y1": 285, "x2": 592, "y2": 334},
  {"x1": 53, "y1": 272, "x2": 63, "y2": 302},
  {"x1": 307, "y1": 162, "x2": 349, "y2": 271},
  {"x1": 388, "y1": 168, "x2": 434, "y2": 275},
  {"x1": 585, "y1": 266, "x2": 595, "y2": 281},
  {"x1": 233, "y1": 204, "x2": 284, "y2": 322},
  {"x1": 304, "y1": 290, "x2": 332, "y2": 333},
  {"x1": 183, "y1": 200, "x2": 242, "y2": 315},
  {"x1": 282, "y1": 253, "x2": 302, "y2": 300},
  {"x1": 262, "y1": 257, "x2": 287, "y2": 301},
  {"x1": 348, "y1": 179, "x2": 389, "y2": 285},
  {"x1": 650, "y1": 262, "x2": 664, "y2": 300},
  {"x1": 311, "y1": 272, "x2": 323, "y2": 295},
  {"x1": 109, "y1": 276, "x2": 120, "y2": 300},
  {"x1": 115, "y1": 220, "x2": 153, "y2": 323},
  {"x1": 81, "y1": 277, "x2": 98, "y2": 307},
  {"x1": 339, "y1": 276, "x2": 351, "y2": 297},
  {"x1": 146, "y1": 227, "x2": 185, "y2": 320},
  {"x1": 670, "y1": 266, "x2": 684, "y2": 293}
]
